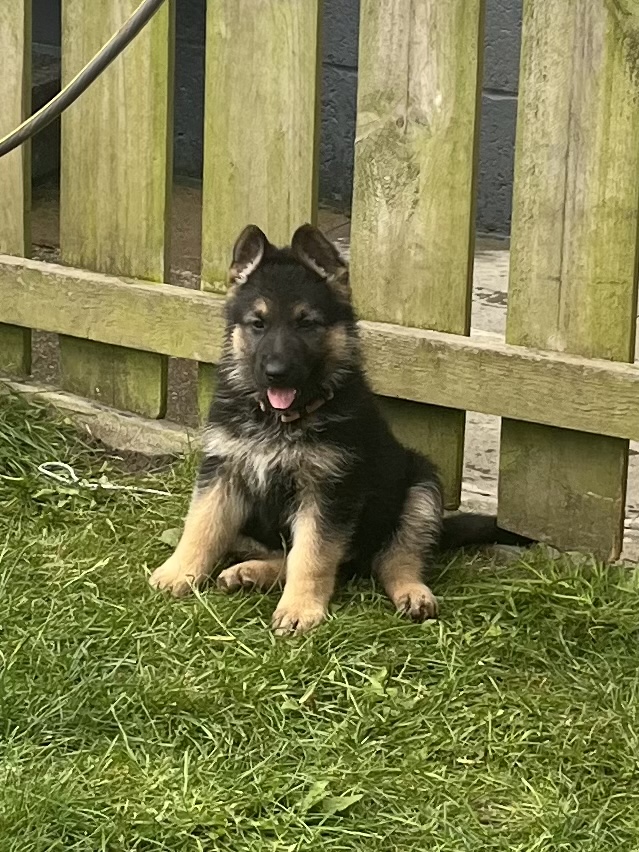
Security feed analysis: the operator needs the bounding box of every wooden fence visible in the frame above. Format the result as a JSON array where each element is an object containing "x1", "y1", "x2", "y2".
[{"x1": 1, "y1": 0, "x2": 638, "y2": 561}]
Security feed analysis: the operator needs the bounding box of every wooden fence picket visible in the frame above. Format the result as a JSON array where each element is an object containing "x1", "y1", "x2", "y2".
[
  {"x1": 0, "y1": 1, "x2": 32, "y2": 378},
  {"x1": 498, "y1": 0, "x2": 639, "y2": 559},
  {"x1": 350, "y1": 0, "x2": 485, "y2": 508},
  {"x1": 59, "y1": 0, "x2": 175, "y2": 417}
]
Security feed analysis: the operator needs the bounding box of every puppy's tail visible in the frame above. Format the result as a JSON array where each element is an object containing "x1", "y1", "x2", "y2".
[{"x1": 440, "y1": 513, "x2": 534, "y2": 551}]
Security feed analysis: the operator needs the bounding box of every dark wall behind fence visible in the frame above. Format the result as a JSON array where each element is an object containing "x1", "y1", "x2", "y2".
[{"x1": 33, "y1": 0, "x2": 522, "y2": 238}]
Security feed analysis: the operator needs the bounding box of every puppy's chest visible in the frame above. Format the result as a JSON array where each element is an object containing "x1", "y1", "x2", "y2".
[
  {"x1": 243, "y1": 442, "x2": 347, "y2": 497},
  {"x1": 204, "y1": 425, "x2": 349, "y2": 496}
]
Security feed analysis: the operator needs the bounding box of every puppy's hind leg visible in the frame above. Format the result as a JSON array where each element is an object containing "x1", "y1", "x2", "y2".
[
  {"x1": 374, "y1": 482, "x2": 442, "y2": 622},
  {"x1": 216, "y1": 534, "x2": 286, "y2": 593},
  {"x1": 217, "y1": 554, "x2": 286, "y2": 594}
]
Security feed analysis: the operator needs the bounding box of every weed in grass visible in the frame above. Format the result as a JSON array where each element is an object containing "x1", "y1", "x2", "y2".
[{"x1": 1, "y1": 394, "x2": 639, "y2": 850}]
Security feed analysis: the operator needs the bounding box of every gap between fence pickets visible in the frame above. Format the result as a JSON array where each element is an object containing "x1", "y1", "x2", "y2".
[{"x1": 2, "y1": 378, "x2": 637, "y2": 563}]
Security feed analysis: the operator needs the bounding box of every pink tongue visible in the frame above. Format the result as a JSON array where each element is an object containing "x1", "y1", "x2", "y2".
[{"x1": 266, "y1": 388, "x2": 297, "y2": 410}]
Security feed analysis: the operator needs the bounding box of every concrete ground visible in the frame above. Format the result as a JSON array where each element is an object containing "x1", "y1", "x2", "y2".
[{"x1": 27, "y1": 180, "x2": 638, "y2": 559}]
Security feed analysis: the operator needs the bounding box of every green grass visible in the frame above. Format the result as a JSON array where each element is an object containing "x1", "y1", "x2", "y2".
[{"x1": 1, "y1": 393, "x2": 639, "y2": 851}]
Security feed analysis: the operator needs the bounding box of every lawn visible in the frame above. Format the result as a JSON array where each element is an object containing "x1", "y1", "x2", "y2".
[{"x1": 1, "y1": 393, "x2": 638, "y2": 851}]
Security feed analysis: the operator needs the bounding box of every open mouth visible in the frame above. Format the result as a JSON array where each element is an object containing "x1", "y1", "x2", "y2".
[{"x1": 266, "y1": 387, "x2": 297, "y2": 411}]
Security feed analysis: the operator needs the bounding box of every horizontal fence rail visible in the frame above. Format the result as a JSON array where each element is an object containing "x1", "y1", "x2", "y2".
[{"x1": 1, "y1": 254, "x2": 638, "y2": 443}]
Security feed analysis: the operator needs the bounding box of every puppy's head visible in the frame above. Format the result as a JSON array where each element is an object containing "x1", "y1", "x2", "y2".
[{"x1": 224, "y1": 224, "x2": 357, "y2": 414}]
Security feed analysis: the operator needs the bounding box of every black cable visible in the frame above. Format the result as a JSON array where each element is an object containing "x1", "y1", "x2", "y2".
[{"x1": 0, "y1": 0, "x2": 167, "y2": 160}]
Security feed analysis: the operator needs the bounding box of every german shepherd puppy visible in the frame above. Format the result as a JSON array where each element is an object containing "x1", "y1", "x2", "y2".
[{"x1": 149, "y1": 224, "x2": 527, "y2": 634}]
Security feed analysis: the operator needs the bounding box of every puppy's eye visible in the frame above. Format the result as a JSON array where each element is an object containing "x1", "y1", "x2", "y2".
[
  {"x1": 297, "y1": 316, "x2": 322, "y2": 330},
  {"x1": 250, "y1": 317, "x2": 265, "y2": 331}
]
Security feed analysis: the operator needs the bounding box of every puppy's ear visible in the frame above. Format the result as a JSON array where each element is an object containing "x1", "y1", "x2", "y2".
[
  {"x1": 229, "y1": 225, "x2": 269, "y2": 285},
  {"x1": 291, "y1": 224, "x2": 349, "y2": 299}
]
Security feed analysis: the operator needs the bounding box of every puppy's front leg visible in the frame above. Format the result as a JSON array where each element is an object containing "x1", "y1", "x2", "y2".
[
  {"x1": 149, "y1": 474, "x2": 245, "y2": 597},
  {"x1": 272, "y1": 501, "x2": 347, "y2": 636}
]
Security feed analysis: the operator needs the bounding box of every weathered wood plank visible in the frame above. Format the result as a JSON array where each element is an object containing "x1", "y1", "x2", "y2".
[
  {"x1": 349, "y1": 0, "x2": 484, "y2": 507},
  {"x1": 3, "y1": 255, "x2": 639, "y2": 442},
  {"x1": 201, "y1": 0, "x2": 321, "y2": 291},
  {"x1": 197, "y1": 363, "x2": 217, "y2": 424},
  {"x1": 0, "y1": 259, "x2": 228, "y2": 359},
  {"x1": 498, "y1": 0, "x2": 639, "y2": 559},
  {"x1": 198, "y1": 0, "x2": 321, "y2": 423},
  {"x1": 0, "y1": 1, "x2": 31, "y2": 377},
  {"x1": 59, "y1": 0, "x2": 174, "y2": 417}
]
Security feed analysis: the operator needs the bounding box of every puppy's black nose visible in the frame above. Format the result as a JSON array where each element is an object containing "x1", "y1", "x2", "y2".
[{"x1": 264, "y1": 357, "x2": 288, "y2": 383}]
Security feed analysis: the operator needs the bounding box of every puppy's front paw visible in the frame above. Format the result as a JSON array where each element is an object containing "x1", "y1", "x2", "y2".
[
  {"x1": 271, "y1": 597, "x2": 327, "y2": 636},
  {"x1": 149, "y1": 555, "x2": 206, "y2": 598},
  {"x1": 394, "y1": 583, "x2": 438, "y2": 622}
]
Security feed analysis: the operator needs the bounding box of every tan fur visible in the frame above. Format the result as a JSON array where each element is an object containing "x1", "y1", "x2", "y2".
[
  {"x1": 292, "y1": 302, "x2": 312, "y2": 319},
  {"x1": 292, "y1": 229, "x2": 350, "y2": 301},
  {"x1": 230, "y1": 301, "x2": 268, "y2": 360},
  {"x1": 149, "y1": 480, "x2": 245, "y2": 597},
  {"x1": 325, "y1": 324, "x2": 350, "y2": 362},
  {"x1": 375, "y1": 551, "x2": 438, "y2": 620},
  {"x1": 253, "y1": 297, "x2": 268, "y2": 316},
  {"x1": 374, "y1": 484, "x2": 441, "y2": 620},
  {"x1": 271, "y1": 502, "x2": 346, "y2": 635},
  {"x1": 217, "y1": 557, "x2": 286, "y2": 593},
  {"x1": 397, "y1": 485, "x2": 442, "y2": 552},
  {"x1": 228, "y1": 227, "x2": 265, "y2": 284},
  {"x1": 203, "y1": 424, "x2": 350, "y2": 493},
  {"x1": 374, "y1": 486, "x2": 441, "y2": 621},
  {"x1": 327, "y1": 269, "x2": 350, "y2": 301},
  {"x1": 231, "y1": 325, "x2": 248, "y2": 358}
]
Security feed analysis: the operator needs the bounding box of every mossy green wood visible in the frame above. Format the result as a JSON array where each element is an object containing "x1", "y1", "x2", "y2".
[
  {"x1": 349, "y1": 0, "x2": 484, "y2": 509},
  {"x1": 59, "y1": 0, "x2": 174, "y2": 418},
  {"x1": 3, "y1": 255, "x2": 639, "y2": 441},
  {"x1": 198, "y1": 0, "x2": 321, "y2": 422},
  {"x1": 498, "y1": 0, "x2": 639, "y2": 559},
  {"x1": 0, "y1": 1, "x2": 31, "y2": 378},
  {"x1": 197, "y1": 363, "x2": 217, "y2": 425}
]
